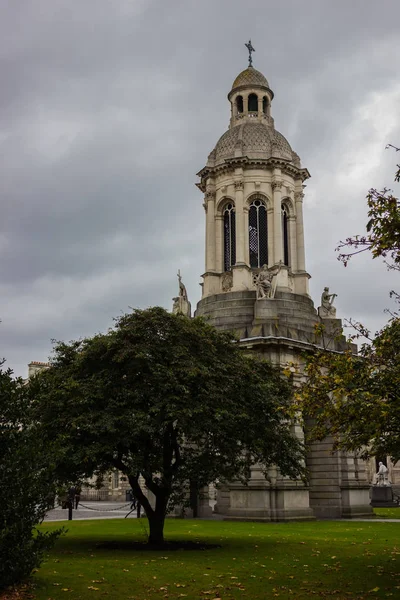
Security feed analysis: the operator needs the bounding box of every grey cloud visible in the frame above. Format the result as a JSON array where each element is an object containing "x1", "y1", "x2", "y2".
[{"x1": 1, "y1": 0, "x2": 400, "y2": 376}]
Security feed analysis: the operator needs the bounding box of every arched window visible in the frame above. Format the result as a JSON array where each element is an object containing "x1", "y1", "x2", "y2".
[
  {"x1": 262, "y1": 96, "x2": 268, "y2": 114},
  {"x1": 282, "y1": 204, "x2": 289, "y2": 266},
  {"x1": 249, "y1": 199, "x2": 268, "y2": 268},
  {"x1": 236, "y1": 95, "x2": 243, "y2": 114},
  {"x1": 248, "y1": 93, "x2": 258, "y2": 112},
  {"x1": 224, "y1": 203, "x2": 236, "y2": 271}
]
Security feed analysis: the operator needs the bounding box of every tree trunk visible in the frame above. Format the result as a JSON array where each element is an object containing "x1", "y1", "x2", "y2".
[
  {"x1": 125, "y1": 472, "x2": 169, "y2": 545},
  {"x1": 147, "y1": 511, "x2": 165, "y2": 545}
]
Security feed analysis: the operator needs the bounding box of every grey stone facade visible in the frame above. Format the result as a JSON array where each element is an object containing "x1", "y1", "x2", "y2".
[{"x1": 196, "y1": 290, "x2": 373, "y2": 520}]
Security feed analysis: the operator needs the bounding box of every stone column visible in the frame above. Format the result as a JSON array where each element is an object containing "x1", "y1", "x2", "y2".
[
  {"x1": 234, "y1": 180, "x2": 245, "y2": 265},
  {"x1": 232, "y1": 96, "x2": 238, "y2": 118},
  {"x1": 288, "y1": 216, "x2": 297, "y2": 271},
  {"x1": 267, "y1": 206, "x2": 274, "y2": 266},
  {"x1": 272, "y1": 179, "x2": 283, "y2": 265},
  {"x1": 243, "y1": 94, "x2": 249, "y2": 117},
  {"x1": 257, "y1": 95, "x2": 263, "y2": 117},
  {"x1": 294, "y1": 190, "x2": 306, "y2": 271},
  {"x1": 205, "y1": 189, "x2": 216, "y2": 272},
  {"x1": 243, "y1": 204, "x2": 249, "y2": 266},
  {"x1": 215, "y1": 214, "x2": 224, "y2": 272}
]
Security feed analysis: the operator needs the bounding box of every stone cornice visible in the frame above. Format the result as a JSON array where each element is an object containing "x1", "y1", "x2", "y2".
[
  {"x1": 196, "y1": 158, "x2": 310, "y2": 191},
  {"x1": 228, "y1": 84, "x2": 274, "y2": 102}
]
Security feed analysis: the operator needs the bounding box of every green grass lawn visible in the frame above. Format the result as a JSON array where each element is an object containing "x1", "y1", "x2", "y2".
[
  {"x1": 33, "y1": 519, "x2": 400, "y2": 600},
  {"x1": 374, "y1": 506, "x2": 400, "y2": 519}
]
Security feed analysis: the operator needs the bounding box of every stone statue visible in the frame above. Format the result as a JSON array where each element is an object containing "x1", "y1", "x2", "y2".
[
  {"x1": 376, "y1": 461, "x2": 389, "y2": 486},
  {"x1": 318, "y1": 286, "x2": 337, "y2": 318},
  {"x1": 255, "y1": 262, "x2": 282, "y2": 300},
  {"x1": 172, "y1": 270, "x2": 191, "y2": 317}
]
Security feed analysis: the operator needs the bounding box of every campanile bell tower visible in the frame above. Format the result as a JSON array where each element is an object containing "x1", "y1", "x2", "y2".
[
  {"x1": 195, "y1": 46, "x2": 373, "y2": 522},
  {"x1": 196, "y1": 49, "x2": 310, "y2": 301}
]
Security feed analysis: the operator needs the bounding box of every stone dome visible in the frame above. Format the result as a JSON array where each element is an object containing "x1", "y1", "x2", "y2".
[
  {"x1": 231, "y1": 67, "x2": 270, "y2": 92},
  {"x1": 212, "y1": 122, "x2": 298, "y2": 164}
]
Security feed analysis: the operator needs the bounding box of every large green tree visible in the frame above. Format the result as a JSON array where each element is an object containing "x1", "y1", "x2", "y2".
[
  {"x1": 295, "y1": 147, "x2": 400, "y2": 462},
  {"x1": 31, "y1": 307, "x2": 305, "y2": 544},
  {"x1": 0, "y1": 360, "x2": 62, "y2": 590}
]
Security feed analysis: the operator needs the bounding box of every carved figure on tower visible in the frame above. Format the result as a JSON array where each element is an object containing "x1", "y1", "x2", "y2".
[
  {"x1": 172, "y1": 270, "x2": 191, "y2": 317},
  {"x1": 255, "y1": 262, "x2": 282, "y2": 299},
  {"x1": 318, "y1": 286, "x2": 337, "y2": 318}
]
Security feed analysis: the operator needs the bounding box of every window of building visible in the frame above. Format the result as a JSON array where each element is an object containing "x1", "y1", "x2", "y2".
[
  {"x1": 224, "y1": 203, "x2": 236, "y2": 271},
  {"x1": 248, "y1": 93, "x2": 258, "y2": 112},
  {"x1": 282, "y1": 204, "x2": 289, "y2": 266},
  {"x1": 263, "y1": 96, "x2": 269, "y2": 114},
  {"x1": 249, "y1": 199, "x2": 268, "y2": 268},
  {"x1": 236, "y1": 95, "x2": 244, "y2": 113}
]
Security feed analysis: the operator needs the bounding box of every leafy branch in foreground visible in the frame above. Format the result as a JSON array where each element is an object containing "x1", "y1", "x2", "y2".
[
  {"x1": 337, "y1": 145, "x2": 400, "y2": 269},
  {"x1": 296, "y1": 146, "x2": 400, "y2": 462},
  {"x1": 0, "y1": 361, "x2": 63, "y2": 590}
]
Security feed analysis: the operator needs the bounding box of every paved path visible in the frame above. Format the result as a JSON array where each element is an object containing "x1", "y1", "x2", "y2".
[
  {"x1": 44, "y1": 503, "x2": 400, "y2": 523},
  {"x1": 44, "y1": 501, "x2": 138, "y2": 522}
]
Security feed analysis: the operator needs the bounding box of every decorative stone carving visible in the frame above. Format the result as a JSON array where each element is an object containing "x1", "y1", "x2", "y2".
[
  {"x1": 271, "y1": 180, "x2": 282, "y2": 191},
  {"x1": 234, "y1": 180, "x2": 244, "y2": 190},
  {"x1": 205, "y1": 189, "x2": 216, "y2": 199},
  {"x1": 318, "y1": 287, "x2": 337, "y2": 318},
  {"x1": 221, "y1": 271, "x2": 233, "y2": 292},
  {"x1": 254, "y1": 262, "x2": 282, "y2": 299},
  {"x1": 294, "y1": 191, "x2": 305, "y2": 202},
  {"x1": 172, "y1": 270, "x2": 191, "y2": 317}
]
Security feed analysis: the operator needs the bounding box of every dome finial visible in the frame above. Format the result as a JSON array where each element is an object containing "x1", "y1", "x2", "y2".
[{"x1": 245, "y1": 39, "x2": 255, "y2": 67}]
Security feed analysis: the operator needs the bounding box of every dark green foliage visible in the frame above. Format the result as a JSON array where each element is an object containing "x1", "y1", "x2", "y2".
[
  {"x1": 31, "y1": 308, "x2": 305, "y2": 543},
  {"x1": 297, "y1": 147, "x2": 400, "y2": 461},
  {"x1": 0, "y1": 361, "x2": 63, "y2": 590}
]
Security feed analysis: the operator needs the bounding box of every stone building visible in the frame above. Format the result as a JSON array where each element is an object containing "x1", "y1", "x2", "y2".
[
  {"x1": 194, "y1": 55, "x2": 374, "y2": 520},
  {"x1": 26, "y1": 54, "x2": 397, "y2": 515}
]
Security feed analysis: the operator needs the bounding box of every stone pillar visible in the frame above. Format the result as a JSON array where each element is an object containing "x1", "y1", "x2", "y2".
[
  {"x1": 295, "y1": 190, "x2": 306, "y2": 271},
  {"x1": 215, "y1": 214, "x2": 224, "y2": 272},
  {"x1": 243, "y1": 204, "x2": 249, "y2": 266},
  {"x1": 288, "y1": 215, "x2": 297, "y2": 271},
  {"x1": 257, "y1": 95, "x2": 263, "y2": 117},
  {"x1": 267, "y1": 205, "x2": 274, "y2": 266},
  {"x1": 205, "y1": 189, "x2": 216, "y2": 272},
  {"x1": 243, "y1": 204, "x2": 250, "y2": 267},
  {"x1": 272, "y1": 179, "x2": 283, "y2": 265},
  {"x1": 234, "y1": 180, "x2": 245, "y2": 265},
  {"x1": 243, "y1": 94, "x2": 249, "y2": 117}
]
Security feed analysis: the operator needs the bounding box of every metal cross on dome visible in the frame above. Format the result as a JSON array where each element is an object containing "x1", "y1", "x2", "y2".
[{"x1": 245, "y1": 39, "x2": 255, "y2": 67}]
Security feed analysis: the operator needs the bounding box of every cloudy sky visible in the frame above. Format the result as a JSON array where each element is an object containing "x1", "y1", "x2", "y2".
[{"x1": 1, "y1": 0, "x2": 400, "y2": 377}]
